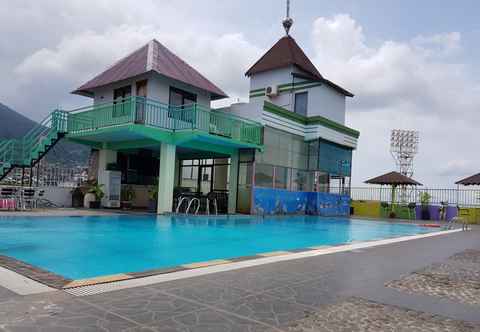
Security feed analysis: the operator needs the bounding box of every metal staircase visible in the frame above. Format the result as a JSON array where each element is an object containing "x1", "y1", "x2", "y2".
[{"x1": 0, "y1": 110, "x2": 68, "y2": 181}]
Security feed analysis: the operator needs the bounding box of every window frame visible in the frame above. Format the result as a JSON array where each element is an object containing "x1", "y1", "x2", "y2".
[
  {"x1": 169, "y1": 86, "x2": 197, "y2": 107},
  {"x1": 294, "y1": 91, "x2": 308, "y2": 116},
  {"x1": 113, "y1": 85, "x2": 132, "y2": 117}
]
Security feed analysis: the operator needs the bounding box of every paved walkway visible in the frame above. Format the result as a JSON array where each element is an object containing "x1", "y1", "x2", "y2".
[
  {"x1": 0, "y1": 208, "x2": 123, "y2": 217},
  {"x1": 0, "y1": 230, "x2": 479, "y2": 331}
]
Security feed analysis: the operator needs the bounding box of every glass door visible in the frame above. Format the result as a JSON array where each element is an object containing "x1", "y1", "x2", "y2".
[{"x1": 198, "y1": 165, "x2": 213, "y2": 194}]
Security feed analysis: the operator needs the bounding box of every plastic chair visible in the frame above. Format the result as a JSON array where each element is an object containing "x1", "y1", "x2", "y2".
[
  {"x1": 21, "y1": 188, "x2": 36, "y2": 210},
  {"x1": 0, "y1": 187, "x2": 17, "y2": 211}
]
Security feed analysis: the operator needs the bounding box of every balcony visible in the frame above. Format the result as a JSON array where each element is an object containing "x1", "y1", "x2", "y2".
[{"x1": 66, "y1": 97, "x2": 263, "y2": 148}]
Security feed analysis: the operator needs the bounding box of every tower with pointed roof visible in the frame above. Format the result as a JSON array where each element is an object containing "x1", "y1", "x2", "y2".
[
  {"x1": 224, "y1": 2, "x2": 359, "y2": 214},
  {"x1": 243, "y1": 2, "x2": 353, "y2": 125}
]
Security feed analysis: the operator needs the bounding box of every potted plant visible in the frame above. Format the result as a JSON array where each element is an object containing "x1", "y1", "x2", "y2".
[
  {"x1": 419, "y1": 192, "x2": 431, "y2": 220},
  {"x1": 71, "y1": 186, "x2": 85, "y2": 208},
  {"x1": 148, "y1": 185, "x2": 158, "y2": 212},
  {"x1": 87, "y1": 182, "x2": 104, "y2": 209},
  {"x1": 121, "y1": 185, "x2": 136, "y2": 209}
]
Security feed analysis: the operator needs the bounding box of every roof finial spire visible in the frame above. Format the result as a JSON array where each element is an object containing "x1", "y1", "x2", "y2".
[{"x1": 282, "y1": 0, "x2": 293, "y2": 35}]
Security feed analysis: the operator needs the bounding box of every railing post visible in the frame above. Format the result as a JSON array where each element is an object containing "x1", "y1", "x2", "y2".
[
  {"x1": 193, "y1": 103, "x2": 196, "y2": 130},
  {"x1": 174, "y1": 106, "x2": 178, "y2": 131},
  {"x1": 131, "y1": 96, "x2": 136, "y2": 123}
]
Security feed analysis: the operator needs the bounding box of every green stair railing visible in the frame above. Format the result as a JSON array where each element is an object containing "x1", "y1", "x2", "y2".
[{"x1": 0, "y1": 110, "x2": 68, "y2": 180}]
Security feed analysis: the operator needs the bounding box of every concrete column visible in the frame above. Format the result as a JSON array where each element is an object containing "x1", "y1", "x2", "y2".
[
  {"x1": 228, "y1": 150, "x2": 239, "y2": 214},
  {"x1": 157, "y1": 143, "x2": 176, "y2": 214},
  {"x1": 174, "y1": 155, "x2": 180, "y2": 187},
  {"x1": 97, "y1": 149, "x2": 118, "y2": 207}
]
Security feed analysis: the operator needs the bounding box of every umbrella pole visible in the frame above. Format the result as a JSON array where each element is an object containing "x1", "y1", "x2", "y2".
[{"x1": 391, "y1": 185, "x2": 396, "y2": 213}]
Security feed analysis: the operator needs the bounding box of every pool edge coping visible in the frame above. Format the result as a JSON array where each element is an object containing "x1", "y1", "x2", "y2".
[
  {"x1": 0, "y1": 228, "x2": 463, "y2": 295},
  {"x1": 64, "y1": 228, "x2": 462, "y2": 296}
]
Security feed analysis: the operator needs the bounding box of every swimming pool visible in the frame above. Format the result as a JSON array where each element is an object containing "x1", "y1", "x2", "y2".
[{"x1": 0, "y1": 215, "x2": 437, "y2": 279}]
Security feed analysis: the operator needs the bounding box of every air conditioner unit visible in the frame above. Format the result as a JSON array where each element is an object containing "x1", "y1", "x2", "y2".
[{"x1": 265, "y1": 85, "x2": 279, "y2": 97}]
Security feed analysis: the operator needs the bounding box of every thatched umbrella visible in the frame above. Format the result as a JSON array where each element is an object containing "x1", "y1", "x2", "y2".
[
  {"x1": 455, "y1": 173, "x2": 480, "y2": 208},
  {"x1": 455, "y1": 173, "x2": 480, "y2": 186},
  {"x1": 365, "y1": 171, "x2": 422, "y2": 206}
]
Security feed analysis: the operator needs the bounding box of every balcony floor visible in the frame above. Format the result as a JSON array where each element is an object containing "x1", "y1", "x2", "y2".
[{"x1": 67, "y1": 123, "x2": 260, "y2": 155}]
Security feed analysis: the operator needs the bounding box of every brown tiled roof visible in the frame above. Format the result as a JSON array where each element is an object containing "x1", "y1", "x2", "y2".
[
  {"x1": 72, "y1": 39, "x2": 227, "y2": 100},
  {"x1": 246, "y1": 36, "x2": 323, "y2": 79},
  {"x1": 365, "y1": 171, "x2": 422, "y2": 186},
  {"x1": 455, "y1": 173, "x2": 480, "y2": 186},
  {"x1": 245, "y1": 35, "x2": 353, "y2": 97}
]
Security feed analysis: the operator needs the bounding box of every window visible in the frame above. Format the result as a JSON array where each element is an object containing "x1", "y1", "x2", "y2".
[
  {"x1": 318, "y1": 139, "x2": 353, "y2": 176},
  {"x1": 113, "y1": 85, "x2": 132, "y2": 117},
  {"x1": 114, "y1": 85, "x2": 132, "y2": 101},
  {"x1": 274, "y1": 166, "x2": 288, "y2": 189},
  {"x1": 169, "y1": 87, "x2": 197, "y2": 107},
  {"x1": 255, "y1": 164, "x2": 274, "y2": 188},
  {"x1": 291, "y1": 169, "x2": 308, "y2": 191},
  {"x1": 294, "y1": 92, "x2": 308, "y2": 116},
  {"x1": 169, "y1": 87, "x2": 197, "y2": 121}
]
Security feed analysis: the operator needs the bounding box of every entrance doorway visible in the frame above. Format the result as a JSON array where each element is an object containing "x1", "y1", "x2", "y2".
[{"x1": 198, "y1": 165, "x2": 212, "y2": 194}]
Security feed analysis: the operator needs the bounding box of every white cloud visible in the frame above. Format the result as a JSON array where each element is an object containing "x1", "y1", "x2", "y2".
[
  {"x1": 438, "y1": 159, "x2": 477, "y2": 177},
  {"x1": 310, "y1": 14, "x2": 480, "y2": 187},
  {"x1": 2, "y1": 4, "x2": 479, "y2": 188},
  {"x1": 412, "y1": 32, "x2": 462, "y2": 57},
  {"x1": 15, "y1": 26, "x2": 154, "y2": 85},
  {"x1": 11, "y1": 24, "x2": 262, "y2": 115}
]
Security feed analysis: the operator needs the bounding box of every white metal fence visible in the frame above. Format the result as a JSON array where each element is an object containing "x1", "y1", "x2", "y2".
[{"x1": 346, "y1": 187, "x2": 480, "y2": 207}]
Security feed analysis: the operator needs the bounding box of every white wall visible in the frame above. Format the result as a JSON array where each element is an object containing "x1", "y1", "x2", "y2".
[
  {"x1": 221, "y1": 100, "x2": 263, "y2": 122},
  {"x1": 147, "y1": 73, "x2": 211, "y2": 107},
  {"x1": 92, "y1": 73, "x2": 150, "y2": 105},
  {"x1": 249, "y1": 66, "x2": 347, "y2": 124},
  {"x1": 250, "y1": 66, "x2": 294, "y2": 91},
  {"x1": 306, "y1": 85, "x2": 346, "y2": 124},
  {"x1": 92, "y1": 72, "x2": 211, "y2": 107},
  {"x1": 40, "y1": 186, "x2": 73, "y2": 207}
]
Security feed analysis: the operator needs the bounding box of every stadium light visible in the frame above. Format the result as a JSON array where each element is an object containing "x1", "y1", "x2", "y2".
[{"x1": 390, "y1": 129, "x2": 419, "y2": 177}]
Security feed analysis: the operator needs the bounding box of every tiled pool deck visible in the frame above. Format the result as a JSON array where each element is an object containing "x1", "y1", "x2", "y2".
[{"x1": 0, "y1": 218, "x2": 478, "y2": 331}]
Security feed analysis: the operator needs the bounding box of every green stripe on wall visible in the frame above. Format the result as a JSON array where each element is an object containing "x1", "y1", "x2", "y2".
[
  {"x1": 249, "y1": 80, "x2": 322, "y2": 97},
  {"x1": 263, "y1": 101, "x2": 360, "y2": 139}
]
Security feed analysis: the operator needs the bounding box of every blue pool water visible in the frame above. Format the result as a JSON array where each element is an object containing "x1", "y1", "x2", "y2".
[{"x1": 0, "y1": 215, "x2": 436, "y2": 279}]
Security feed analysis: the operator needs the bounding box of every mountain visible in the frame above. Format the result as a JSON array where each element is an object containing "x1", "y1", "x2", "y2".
[
  {"x1": 0, "y1": 102, "x2": 89, "y2": 166},
  {"x1": 0, "y1": 102, "x2": 37, "y2": 139}
]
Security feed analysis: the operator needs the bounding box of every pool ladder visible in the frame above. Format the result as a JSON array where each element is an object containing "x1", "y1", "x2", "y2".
[
  {"x1": 176, "y1": 196, "x2": 200, "y2": 215},
  {"x1": 175, "y1": 195, "x2": 218, "y2": 215}
]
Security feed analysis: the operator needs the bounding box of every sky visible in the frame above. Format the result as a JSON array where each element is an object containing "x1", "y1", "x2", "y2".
[{"x1": 1, "y1": 0, "x2": 479, "y2": 187}]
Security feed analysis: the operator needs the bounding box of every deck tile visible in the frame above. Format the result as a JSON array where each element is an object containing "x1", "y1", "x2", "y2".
[
  {"x1": 181, "y1": 259, "x2": 230, "y2": 269},
  {"x1": 64, "y1": 274, "x2": 131, "y2": 289}
]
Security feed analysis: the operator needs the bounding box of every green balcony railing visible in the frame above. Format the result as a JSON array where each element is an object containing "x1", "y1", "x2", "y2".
[
  {"x1": 68, "y1": 97, "x2": 263, "y2": 146},
  {"x1": 1, "y1": 98, "x2": 262, "y2": 180}
]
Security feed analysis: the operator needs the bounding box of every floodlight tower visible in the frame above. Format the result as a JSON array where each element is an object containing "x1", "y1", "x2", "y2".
[{"x1": 390, "y1": 129, "x2": 419, "y2": 178}]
